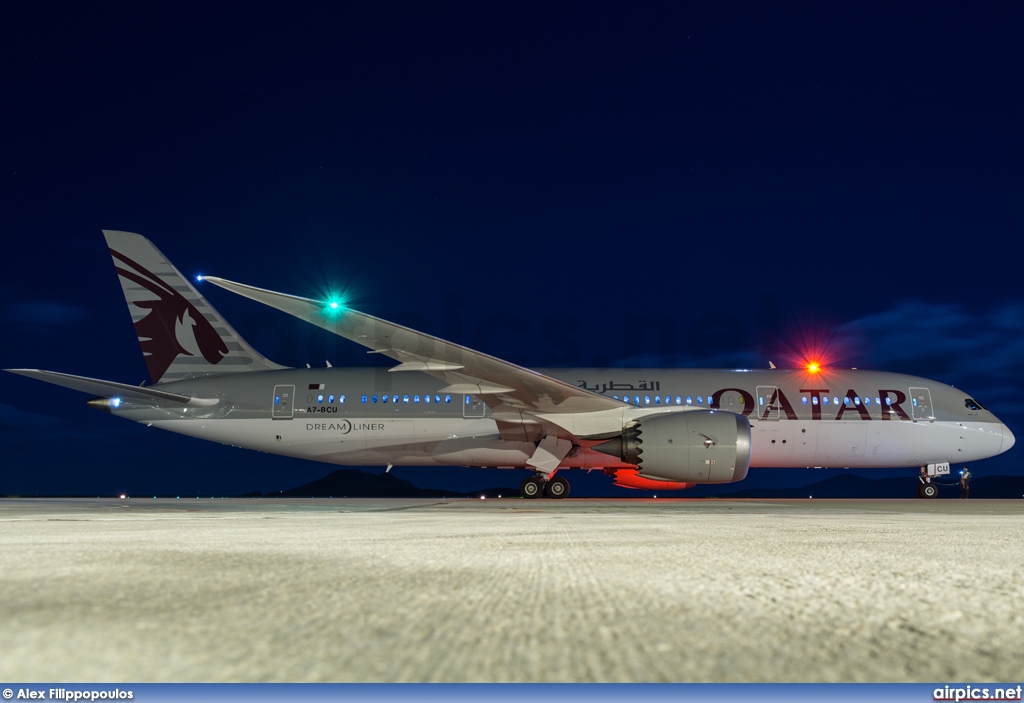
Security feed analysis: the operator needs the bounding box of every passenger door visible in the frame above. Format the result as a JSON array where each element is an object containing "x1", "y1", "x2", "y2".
[
  {"x1": 756, "y1": 386, "x2": 779, "y2": 420},
  {"x1": 272, "y1": 385, "x2": 295, "y2": 419},
  {"x1": 908, "y1": 387, "x2": 933, "y2": 421},
  {"x1": 463, "y1": 395, "x2": 486, "y2": 418}
]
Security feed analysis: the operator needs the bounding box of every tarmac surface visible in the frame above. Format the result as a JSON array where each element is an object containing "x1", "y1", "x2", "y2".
[{"x1": 1, "y1": 496, "x2": 1023, "y2": 682}]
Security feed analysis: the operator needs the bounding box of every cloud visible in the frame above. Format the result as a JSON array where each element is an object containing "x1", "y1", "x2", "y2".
[
  {"x1": 610, "y1": 350, "x2": 762, "y2": 370},
  {"x1": 0, "y1": 403, "x2": 52, "y2": 431},
  {"x1": 0, "y1": 403, "x2": 121, "y2": 445},
  {"x1": 1, "y1": 301, "x2": 92, "y2": 327},
  {"x1": 833, "y1": 301, "x2": 1024, "y2": 414}
]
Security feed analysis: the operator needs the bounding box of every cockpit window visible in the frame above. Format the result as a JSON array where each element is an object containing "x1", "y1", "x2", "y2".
[{"x1": 964, "y1": 398, "x2": 985, "y2": 411}]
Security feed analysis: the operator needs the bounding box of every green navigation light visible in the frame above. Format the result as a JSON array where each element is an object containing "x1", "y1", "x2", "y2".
[
  {"x1": 322, "y1": 298, "x2": 346, "y2": 317},
  {"x1": 315, "y1": 283, "x2": 351, "y2": 317}
]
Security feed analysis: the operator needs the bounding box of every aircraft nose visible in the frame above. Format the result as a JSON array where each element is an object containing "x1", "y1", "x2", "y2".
[{"x1": 1002, "y1": 424, "x2": 1016, "y2": 453}]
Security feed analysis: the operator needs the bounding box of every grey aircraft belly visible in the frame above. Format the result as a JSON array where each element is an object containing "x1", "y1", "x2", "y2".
[{"x1": 7, "y1": 231, "x2": 1015, "y2": 498}]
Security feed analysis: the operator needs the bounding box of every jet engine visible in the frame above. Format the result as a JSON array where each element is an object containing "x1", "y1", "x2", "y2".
[{"x1": 593, "y1": 410, "x2": 751, "y2": 484}]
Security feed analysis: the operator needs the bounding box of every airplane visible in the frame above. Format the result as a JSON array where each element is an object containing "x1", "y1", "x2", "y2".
[{"x1": 6, "y1": 231, "x2": 1015, "y2": 499}]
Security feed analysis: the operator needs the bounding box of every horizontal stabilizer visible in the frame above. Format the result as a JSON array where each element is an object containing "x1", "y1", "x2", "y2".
[{"x1": 5, "y1": 369, "x2": 219, "y2": 407}]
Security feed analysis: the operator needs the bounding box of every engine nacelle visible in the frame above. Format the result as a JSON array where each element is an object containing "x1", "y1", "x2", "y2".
[{"x1": 593, "y1": 410, "x2": 751, "y2": 484}]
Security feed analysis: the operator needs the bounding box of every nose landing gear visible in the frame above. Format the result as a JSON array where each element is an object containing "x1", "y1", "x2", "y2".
[
  {"x1": 916, "y1": 462, "x2": 949, "y2": 498},
  {"x1": 917, "y1": 482, "x2": 939, "y2": 499}
]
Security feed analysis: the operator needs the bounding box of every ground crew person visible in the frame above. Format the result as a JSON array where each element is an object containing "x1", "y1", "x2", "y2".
[{"x1": 959, "y1": 467, "x2": 971, "y2": 499}]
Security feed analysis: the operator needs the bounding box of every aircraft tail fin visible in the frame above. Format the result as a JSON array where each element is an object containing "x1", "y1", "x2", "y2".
[{"x1": 103, "y1": 230, "x2": 284, "y2": 383}]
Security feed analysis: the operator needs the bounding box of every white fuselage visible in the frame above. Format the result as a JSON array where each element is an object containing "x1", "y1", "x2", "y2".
[{"x1": 123, "y1": 366, "x2": 1014, "y2": 477}]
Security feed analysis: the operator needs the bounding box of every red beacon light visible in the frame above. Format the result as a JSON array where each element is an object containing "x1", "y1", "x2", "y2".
[{"x1": 806, "y1": 362, "x2": 821, "y2": 374}]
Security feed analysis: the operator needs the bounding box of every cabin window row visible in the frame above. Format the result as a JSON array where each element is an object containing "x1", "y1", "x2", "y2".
[
  {"x1": 793, "y1": 396, "x2": 892, "y2": 406},
  {"x1": 307, "y1": 394, "x2": 455, "y2": 405},
  {"x1": 359, "y1": 394, "x2": 452, "y2": 405},
  {"x1": 610, "y1": 394, "x2": 896, "y2": 408},
  {"x1": 612, "y1": 395, "x2": 709, "y2": 406},
  {"x1": 310, "y1": 394, "x2": 346, "y2": 404},
  {"x1": 304, "y1": 391, "x2": 903, "y2": 410}
]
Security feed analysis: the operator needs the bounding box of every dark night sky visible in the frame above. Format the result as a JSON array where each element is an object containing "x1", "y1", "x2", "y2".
[{"x1": 2, "y1": 3, "x2": 1022, "y2": 496}]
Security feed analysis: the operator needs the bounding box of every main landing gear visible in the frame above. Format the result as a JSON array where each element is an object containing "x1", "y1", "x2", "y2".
[
  {"x1": 521, "y1": 436, "x2": 574, "y2": 499},
  {"x1": 519, "y1": 474, "x2": 570, "y2": 499}
]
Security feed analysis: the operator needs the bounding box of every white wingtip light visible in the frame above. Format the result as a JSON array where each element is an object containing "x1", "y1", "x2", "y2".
[{"x1": 196, "y1": 275, "x2": 204, "y2": 282}]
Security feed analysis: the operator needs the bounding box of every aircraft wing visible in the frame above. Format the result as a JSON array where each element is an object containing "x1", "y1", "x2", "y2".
[{"x1": 201, "y1": 277, "x2": 624, "y2": 415}]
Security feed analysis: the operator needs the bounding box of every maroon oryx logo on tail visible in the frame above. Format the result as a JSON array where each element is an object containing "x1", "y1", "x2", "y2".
[{"x1": 111, "y1": 249, "x2": 228, "y2": 382}]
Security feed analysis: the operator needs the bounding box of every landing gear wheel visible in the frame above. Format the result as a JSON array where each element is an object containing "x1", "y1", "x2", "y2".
[
  {"x1": 545, "y1": 476, "x2": 570, "y2": 499},
  {"x1": 520, "y1": 476, "x2": 544, "y2": 499},
  {"x1": 917, "y1": 483, "x2": 938, "y2": 499}
]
